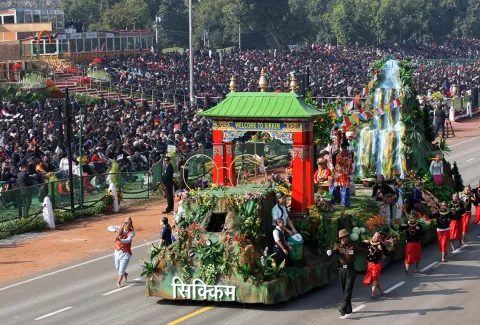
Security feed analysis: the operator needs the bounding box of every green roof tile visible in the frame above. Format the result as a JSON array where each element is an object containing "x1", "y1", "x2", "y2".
[{"x1": 198, "y1": 92, "x2": 324, "y2": 120}]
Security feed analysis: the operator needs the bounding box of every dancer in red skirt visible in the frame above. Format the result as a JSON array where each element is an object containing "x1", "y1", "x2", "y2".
[
  {"x1": 473, "y1": 186, "x2": 480, "y2": 225},
  {"x1": 400, "y1": 214, "x2": 425, "y2": 274},
  {"x1": 449, "y1": 193, "x2": 465, "y2": 251},
  {"x1": 359, "y1": 232, "x2": 392, "y2": 298},
  {"x1": 432, "y1": 202, "x2": 452, "y2": 262},
  {"x1": 460, "y1": 185, "x2": 477, "y2": 244}
]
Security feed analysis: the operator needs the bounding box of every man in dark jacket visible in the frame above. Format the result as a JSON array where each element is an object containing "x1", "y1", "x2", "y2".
[
  {"x1": 17, "y1": 164, "x2": 34, "y2": 216},
  {"x1": 434, "y1": 105, "x2": 446, "y2": 138},
  {"x1": 162, "y1": 156, "x2": 174, "y2": 213}
]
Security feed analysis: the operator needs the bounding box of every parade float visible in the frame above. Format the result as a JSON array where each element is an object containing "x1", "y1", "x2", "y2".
[
  {"x1": 142, "y1": 59, "x2": 465, "y2": 303},
  {"x1": 143, "y1": 73, "x2": 340, "y2": 304}
]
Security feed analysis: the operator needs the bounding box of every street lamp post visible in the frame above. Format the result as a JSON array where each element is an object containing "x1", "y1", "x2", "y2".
[{"x1": 189, "y1": 0, "x2": 194, "y2": 105}]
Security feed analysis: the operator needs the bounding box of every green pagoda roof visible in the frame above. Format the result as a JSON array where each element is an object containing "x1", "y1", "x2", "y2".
[{"x1": 197, "y1": 92, "x2": 324, "y2": 120}]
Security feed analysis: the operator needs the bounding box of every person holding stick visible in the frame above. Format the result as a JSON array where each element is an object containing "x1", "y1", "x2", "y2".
[
  {"x1": 114, "y1": 217, "x2": 135, "y2": 288},
  {"x1": 327, "y1": 229, "x2": 358, "y2": 316}
]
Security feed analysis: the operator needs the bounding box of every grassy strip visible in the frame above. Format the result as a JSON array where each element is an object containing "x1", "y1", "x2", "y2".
[{"x1": 0, "y1": 202, "x2": 106, "y2": 240}]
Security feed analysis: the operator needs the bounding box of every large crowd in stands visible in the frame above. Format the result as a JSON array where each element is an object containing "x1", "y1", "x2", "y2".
[
  {"x1": 0, "y1": 38, "x2": 480, "y2": 202},
  {"x1": 97, "y1": 38, "x2": 480, "y2": 103}
]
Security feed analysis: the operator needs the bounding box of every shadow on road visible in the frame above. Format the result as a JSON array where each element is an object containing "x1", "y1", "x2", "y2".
[{"x1": 347, "y1": 306, "x2": 464, "y2": 320}]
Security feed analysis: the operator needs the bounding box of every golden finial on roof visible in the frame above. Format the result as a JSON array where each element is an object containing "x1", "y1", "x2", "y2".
[
  {"x1": 229, "y1": 75, "x2": 237, "y2": 92},
  {"x1": 259, "y1": 68, "x2": 267, "y2": 92},
  {"x1": 289, "y1": 73, "x2": 297, "y2": 93}
]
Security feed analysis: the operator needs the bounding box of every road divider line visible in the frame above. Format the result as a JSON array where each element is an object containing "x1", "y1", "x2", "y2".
[
  {"x1": 450, "y1": 136, "x2": 480, "y2": 148},
  {"x1": 452, "y1": 244, "x2": 468, "y2": 254},
  {"x1": 166, "y1": 305, "x2": 215, "y2": 325},
  {"x1": 0, "y1": 242, "x2": 152, "y2": 292},
  {"x1": 420, "y1": 262, "x2": 439, "y2": 272},
  {"x1": 466, "y1": 158, "x2": 476, "y2": 162},
  {"x1": 384, "y1": 281, "x2": 406, "y2": 294},
  {"x1": 35, "y1": 306, "x2": 73, "y2": 320},
  {"x1": 102, "y1": 284, "x2": 133, "y2": 296},
  {"x1": 340, "y1": 304, "x2": 366, "y2": 319}
]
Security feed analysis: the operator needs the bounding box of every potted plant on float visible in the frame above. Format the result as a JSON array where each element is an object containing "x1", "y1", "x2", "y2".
[
  {"x1": 105, "y1": 190, "x2": 115, "y2": 212},
  {"x1": 361, "y1": 165, "x2": 376, "y2": 187}
]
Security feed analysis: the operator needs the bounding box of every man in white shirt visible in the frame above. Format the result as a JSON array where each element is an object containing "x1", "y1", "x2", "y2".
[{"x1": 271, "y1": 192, "x2": 297, "y2": 235}]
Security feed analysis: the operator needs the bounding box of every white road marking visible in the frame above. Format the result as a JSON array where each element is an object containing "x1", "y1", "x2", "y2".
[
  {"x1": 102, "y1": 284, "x2": 134, "y2": 296},
  {"x1": 384, "y1": 281, "x2": 406, "y2": 294},
  {"x1": 452, "y1": 244, "x2": 468, "y2": 254},
  {"x1": 466, "y1": 158, "x2": 476, "y2": 162},
  {"x1": 0, "y1": 242, "x2": 151, "y2": 292},
  {"x1": 450, "y1": 136, "x2": 480, "y2": 148},
  {"x1": 339, "y1": 304, "x2": 366, "y2": 319},
  {"x1": 133, "y1": 278, "x2": 141, "y2": 281},
  {"x1": 420, "y1": 262, "x2": 439, "y2": 272},
  {"x1": 35, "y1": 307, "x2": 73, "y2": 320}
]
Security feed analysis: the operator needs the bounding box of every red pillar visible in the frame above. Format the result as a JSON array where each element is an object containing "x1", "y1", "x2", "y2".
[
  {"x1": 291, "y1": 145, "x2": 307, "y2": 217},
  {"x1": 213, "y1": 143, "x2": 226, "y2": 185},
  {"x1": 212, "y1": 129, "x2": 226, "y2": 185},
  {"x1": 290, "y1": 126, "x2": 315, "y2": 217},
  {"x1": 224, "y1": 142, "x2": 236, "y2": 186}
]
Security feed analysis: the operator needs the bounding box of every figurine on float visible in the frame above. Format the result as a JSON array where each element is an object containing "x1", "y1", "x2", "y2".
[{"x1": 331, "y1": 140, "x2": 353, "y2": 207}]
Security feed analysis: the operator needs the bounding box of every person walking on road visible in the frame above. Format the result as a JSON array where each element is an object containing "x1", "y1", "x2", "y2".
[
  {"x1": 360, "y1": 232, "x2": 393, "y2": 298},
  {"x1": 114, "y1": 217, "x2": 135, "y2": 288},
  {"x1": 434, "y1": 105, "x2": 446, "y2": 138},
  {"x1": 159, "y1": 216, "x2": 172, "y2": 247},
  {"x1": 449, "y1": 193, "x2": 465, "y2": 249},
  {"x1": 327, "y1": 229, "x2": 358, "y2": 316},
  {"x1": 17, "y1": 163, "x2": 34, "y2": 216},
  {"x1": 162, "y1": 156, "x2": 174, "y2": 214},
  {"x1": 400, "y1": 214, "x2": 425, "y2": 274},
  {"x1": 460, "y1": 185, "x2": 476, "y2": 244},
  {"x1": 432, "y1": 202, "x2": 452, "y2": 262}
]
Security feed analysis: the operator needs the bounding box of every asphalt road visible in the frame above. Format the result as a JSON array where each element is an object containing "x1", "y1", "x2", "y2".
[
  {"x1": 1, "y1": 230, "x2": 479, "y2": 325},
  {"x1": 447, "y1": 135, "x2": 480, "y2": 186},
  {"x1": 1, "y1": 134, "x2": 480, "y2": 325}
]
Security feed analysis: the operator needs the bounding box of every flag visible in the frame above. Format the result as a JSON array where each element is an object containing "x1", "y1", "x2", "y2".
[
  {"x1": 384, "y1": 103, "x2": 391, "y2": 112},
  {"x1": 372, "y1": 109, "x2": 379, "y2": 115},
  {"x1": 343, "y1": 117, "x2": 352, "y2": 128},
  {"x1": 348, "y1": 100, "x2": 354, "y2": 110},
  {"x1": 361, "y1": 88, "x2": 365, "y2": 97},
  {"x1": 377, "y1": 106, "x2": 384, "y2": 115},
  {"x1": 330, "y1": 110, "x2": 336, "y2": 119},
  {"x1": 359, "y1": 113, "x2": 367, "y2": 121},
  {"x1": 351, "y1": 114, "x2": 360, "y2": 124},
  {"x1": 369, "y1": 80, "x2": 374, "y2": 89},
  {"x1": 336, "y1": 109, "x2": 343, "y2": 118},
  {"x1": 399, "y1": 96, "x2": 405, "y2": 105},
  {"x1": 364, "y1": 111, "x2": 374, "y2": 118},
  {"x1": 373, "y1": 73, "x2": 378, "y2": 81},
  {"x1": 365, "y1": 86, "x2": 369, "y2": 96},
  {"x1": 395, "y1": 98, "x2": 401, "y2": 107}
]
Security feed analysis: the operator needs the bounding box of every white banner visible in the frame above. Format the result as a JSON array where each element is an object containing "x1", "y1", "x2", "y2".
[
  {"x1": 70, "y1": 33, "x2": 82, "y2": 39},
  {"x1": 86, "y1": 32, "x2": 97, "y2": 38},
  {"x1": 106, "y1": 33, "x2": 114, "y2": 38}
]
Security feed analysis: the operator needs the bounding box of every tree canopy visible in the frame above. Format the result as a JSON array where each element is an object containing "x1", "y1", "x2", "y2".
[{"x1": 5, "y1": 0, "x2": 479, "y2": 49}]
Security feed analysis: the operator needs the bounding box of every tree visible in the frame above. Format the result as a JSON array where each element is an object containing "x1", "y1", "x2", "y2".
[
  {"x1": 155, "y1": 0, "x2": 188, "y2": 48},
  {"x1": 422, "y1": 109, "x2": 435, "y2": 142},
  {"x1": 328, "y1": 1, "x2": 356, "y2": 44},
  {"x1": 62, "y1": 0, "x2": 102, "y2": 31},
  {"x1": 451, "y1": 162, "x2": 464, "y2": 191},
  {"x1": 99, "y1": 0, "x2": 150, "y2": 31}
]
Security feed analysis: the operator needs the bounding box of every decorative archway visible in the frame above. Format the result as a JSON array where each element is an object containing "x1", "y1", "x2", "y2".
[
  {"x1": 198, "y1": 72, "x2": 325, "y2": 217},
  {"x1": 36, "y1": 30, "x2": 53, "y2": 44}
]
